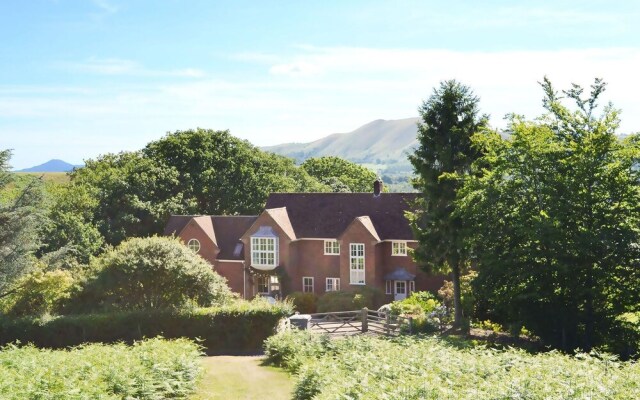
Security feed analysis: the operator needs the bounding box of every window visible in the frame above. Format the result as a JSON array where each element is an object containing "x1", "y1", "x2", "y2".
[
  {"x1": 256, "y1": 275, "x2": 279, "y2": 295},
  {"x1": 349, "y1": 243, "x2": 365, "y2": 285},
  {"x1": 302, "y1": 277, "x2": 314, "y2": 293},
  {"x1": 256, "y1": 276, "x2": 269, "y2": 294},
  {"x1": 324, "y1": 240, "x2": 340, "y2": 255},
  {"x1": 187, "y1": 239, "x2": 200, "y2": 253},
  {"x1": 251, "y1": 237, "x2": 278, "y2": 267},
  {"x1": 392, "y1": 241, "x2": 407, "y2": 256},
  {"x1": 409, "y1": 281, "x2": 415, "y2": 293},
  {"x1": 326, "y1": 278, "x2": 340, "y2": 292},
  {"x1": 385, "y1": 280, "x2": 392, "y2": 294}
]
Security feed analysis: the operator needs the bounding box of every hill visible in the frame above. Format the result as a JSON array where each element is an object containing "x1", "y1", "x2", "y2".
[
  {"x1": 264, "y1": 117, "x2": 419, "y2": 191},
  {"x1": 17, "y1": 159, "x2": 81, "y2": 172}
]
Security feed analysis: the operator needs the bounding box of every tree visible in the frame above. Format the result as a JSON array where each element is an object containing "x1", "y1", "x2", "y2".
[
  {"x1": 0, "y1": 150, "x2": 46, "y2": 297},
  {"x1": 301, "y1": 156, "x2": 378, "y2": 192},
  {"x1": 458, "y1": 78, "x2": 640, "y2": 351},
  {"x1": 408, "y1": 81, "x2": 488, "y2": 328},
  {"x1": 69, "y1": 236, "x2": 233, "y2": 312}
]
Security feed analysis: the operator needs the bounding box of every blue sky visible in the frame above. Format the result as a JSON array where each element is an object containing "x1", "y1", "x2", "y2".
[{"x1": 2, "y1": 0, "x2": 639, "y2": 169}]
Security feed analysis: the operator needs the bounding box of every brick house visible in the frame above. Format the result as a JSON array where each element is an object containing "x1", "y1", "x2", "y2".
[{"x1": 164, "y1": 181, "x2": 445, "y2": 301}]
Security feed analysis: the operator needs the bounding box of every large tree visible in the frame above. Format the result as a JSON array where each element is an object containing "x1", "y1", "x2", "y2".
[
  {"x1": 408, "y1": 80, "x2": 488, "y2": 328},
  {"x1": 301, "y1": 156, "x2": 378, "y2": 192},
  {"x1": 459, "y1": 78, "x2": 640, "y2": 351},
  {"x1": 0, "y1": 150, "x2": 46, "y2": 297}
]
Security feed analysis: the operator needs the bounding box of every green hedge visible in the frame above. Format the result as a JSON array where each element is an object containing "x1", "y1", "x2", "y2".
[{"x1": 0, "y1": 301, "x2": 292, "y2": 355}]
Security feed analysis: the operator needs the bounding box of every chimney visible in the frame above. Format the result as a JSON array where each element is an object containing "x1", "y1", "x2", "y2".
[{"x1": 373, "y1": 179, "x2": 383, "y2": 196}]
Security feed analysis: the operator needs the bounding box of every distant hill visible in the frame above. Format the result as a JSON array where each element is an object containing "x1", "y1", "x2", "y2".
[
  {"x1": 264, "y1": 117, "x2": 420, "y2": 191},
  {"x1": 17, "y1": 159, "x2": 82, "y2": 173}
]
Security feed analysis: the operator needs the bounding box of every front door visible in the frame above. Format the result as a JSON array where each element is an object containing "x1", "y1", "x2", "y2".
[{"x1": 394, "y1": 280, "x2": 407, "y2": 301}]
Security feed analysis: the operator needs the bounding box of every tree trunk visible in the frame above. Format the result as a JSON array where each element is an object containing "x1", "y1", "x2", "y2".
[{"x1": 451, "y1": 262, "x2": 464, "y2": 329}]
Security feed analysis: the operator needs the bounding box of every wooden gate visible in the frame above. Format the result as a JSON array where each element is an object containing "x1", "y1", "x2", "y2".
[{"x1": 292, "y1": 308, "x2": 413, "y2": 337}]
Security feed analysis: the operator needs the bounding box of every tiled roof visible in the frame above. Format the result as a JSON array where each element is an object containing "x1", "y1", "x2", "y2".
[
  {"x1": 265, "y1": 193, "x2": 418, "y2": 240},
  {"x1": 164, "y1": 215, "x2": 257, "y2": 260}
]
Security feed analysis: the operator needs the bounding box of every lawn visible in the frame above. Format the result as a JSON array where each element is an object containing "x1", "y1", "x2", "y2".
[{"x1": 192, "y1": 356, "x2": 293, "y2": 400}]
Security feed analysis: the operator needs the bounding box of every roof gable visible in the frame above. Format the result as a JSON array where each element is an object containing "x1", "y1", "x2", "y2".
[
  {"x1": 181, "y1": 216, "x2": 217, "y2": 246},
  {"x1": 339, "y1": 216, "x2": 381, "y2": 242}
]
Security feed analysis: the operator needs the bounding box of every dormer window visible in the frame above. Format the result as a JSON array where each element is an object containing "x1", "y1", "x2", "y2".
[
  {"x1": 187, "y1": 239, "x2": 201, "y2": 253},
  {"x1": 251, "y1": 226, "x2": 279, "y2": 269},
  {"x1": 391, "y1": 241, "x2": 407, "y2": 256},
  {"x1": 324, "y1": 240, "x2": 340, "y2": 255}
]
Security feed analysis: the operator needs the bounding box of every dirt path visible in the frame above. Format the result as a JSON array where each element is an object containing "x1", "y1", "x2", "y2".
[{"x1": 191, "y1": 356, "x2": 294, "y2": 400}]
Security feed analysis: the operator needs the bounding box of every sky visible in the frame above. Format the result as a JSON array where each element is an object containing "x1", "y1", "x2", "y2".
[{"x1": 1, "y1": 0, "x2": 640, "y2": 169}]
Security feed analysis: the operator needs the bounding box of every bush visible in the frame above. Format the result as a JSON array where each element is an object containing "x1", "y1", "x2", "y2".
[
  {"x1": 317, "y1": 287, "x2": 385, "y2": 312},
  {"x1": 0, "y1": 268, "x2": 74, "y2": 317},
  {"x1": 286, "y1": 292, "x2": 318, "y2": 314},
  {"x1": 438, "y1": 270, "x2": 477, "y2": 318},
  {"x1": 67, "y1": 236, "x2": 233, "y2": 312},
  {"x1": 390, "y1": 291, "x2": 440, "y2": 317},
  {"x1": 266, "y1": 330, "x2": 640, "y2": 399},
  {"x1": 0, "y1": 300, "x2": 293, "y2": 354},
  {"x1": 0, "y1": 338, "x2": 201, "y2": 399}
]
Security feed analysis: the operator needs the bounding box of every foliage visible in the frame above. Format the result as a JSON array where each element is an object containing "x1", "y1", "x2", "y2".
[
  {"x1": 438, "y1": 270, "x2": 477, "y2": 319},
  {"x1": 69, "y1": 236, "x2": 233, "y2": 312},
  {"x1": 0, "y1": 150, "x2": 46, "y2": 297},
  {"x1": 0, "y1": 267, "x2": 74, "y2": 317},
  {"x1": 0, "y1": 338, "x2": 202, "y2": 399},
  {"x1": 316, "y1": 287, "x2": 385, "y2": 312},
  {"x1": 70, "y1": 151, "x2": 185, "y2": 245},
  {"x1": 40, "y1": 182, "x2": 104, "y2": 263},
  {"x1": 286, "y1": 292, "x2": 318, "y2": 314},
  {"x1": 301, "y1": 156, "x2": 378, "y2": 192},
  {"x1": 458, "y1": 78, "x2": 640, "y2": 351},
  {"x1": 389, "y1": 291, "x2": 440, "y2": 316},
  {"x1": 408, "y1": 80, "x2": 489, "y2": 327},
  {"x1": 0, "y1": 300, "x2": 293, "y2": 354},
  {"x1": 266, "y1": 330, "x2": 640, "y2": 399},
  {"x1": 474, "y1": 319, "x2": 505, "y2": 334}
]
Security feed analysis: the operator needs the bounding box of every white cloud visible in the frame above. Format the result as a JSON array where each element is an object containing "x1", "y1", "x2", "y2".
[{"x1": 4, "y1": 46, "x2": 640, "y2": 169}]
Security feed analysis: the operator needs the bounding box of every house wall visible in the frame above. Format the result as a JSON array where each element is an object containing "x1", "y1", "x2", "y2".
[
  {"x1": 290, "y1": 239, "x2": 341, "y2": 295},
  {"x1": 179, "y1": 221, "x2": 220, "y2": 263},
  {"x1": 338, "y1": 221, "x2": 380, "y2": 290},
  {"x1": 214, "y1": 261, "x2": 245, "y2": 297},
  {"x1": 240, "y1": 212, "x2": 293, "y2": 297}
]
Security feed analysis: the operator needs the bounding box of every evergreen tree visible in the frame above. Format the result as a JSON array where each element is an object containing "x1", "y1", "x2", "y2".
[{"x1": 408, "y1": 81, "x2": 488, "y2": 327}]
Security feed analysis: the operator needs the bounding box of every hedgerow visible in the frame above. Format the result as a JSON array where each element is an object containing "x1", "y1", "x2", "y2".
[
  {"x1": 0, "y1": 299, "x2": 292, "y2": 354},
  {"x1": 265, "y1": 330, "x2": 640, "y2": 399},
  {"x1": 0, "y1": 338, "x2": 201, "y2": 399}
]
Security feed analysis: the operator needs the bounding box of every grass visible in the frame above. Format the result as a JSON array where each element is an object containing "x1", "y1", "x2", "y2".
[
  {"x1": 12, "y1": 171, "x2": 70, "y2": 184},
  {"x1": 192, "y1": 356, "x2": 293, "y2": 400}
]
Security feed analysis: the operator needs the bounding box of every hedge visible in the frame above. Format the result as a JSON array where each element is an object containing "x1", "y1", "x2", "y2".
[{"x1": 0, "y1": 300, "x2": 293, "y2": 354}]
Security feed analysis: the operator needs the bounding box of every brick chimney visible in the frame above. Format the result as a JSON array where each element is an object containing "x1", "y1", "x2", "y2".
[{"x1": 373, "y1": 179, "x2": 383, "y2": 196}]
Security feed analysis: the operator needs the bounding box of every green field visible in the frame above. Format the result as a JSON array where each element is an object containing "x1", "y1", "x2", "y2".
[{"x1": 12, "y1": 171, "x2": 71, "y2": 184}]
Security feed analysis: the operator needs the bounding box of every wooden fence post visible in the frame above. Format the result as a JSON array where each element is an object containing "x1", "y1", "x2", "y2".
[
  {"x1": 385, "y1": 311, "x2": 390, "y2": 335},
  {"x1": 361, "y1": 308, "x2": 368, "y2": 333}
]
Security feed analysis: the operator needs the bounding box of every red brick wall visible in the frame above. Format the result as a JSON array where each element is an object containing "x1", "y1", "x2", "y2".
[
  {"x1": 338, "y1": 220, "x2": 380, "y2": 290},
  {"x1": 290, "y1": 239, "x2": 341, "y2": 295},
  {"x1": 178, "y1": 221, "x2": 219, "y2": 263},
  {"x1": 214, "y1": 261, "x2": 245, "y2": 296}
]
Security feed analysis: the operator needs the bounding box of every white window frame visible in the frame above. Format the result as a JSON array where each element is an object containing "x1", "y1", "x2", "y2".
[
  {"x1": 323, "y1": 239, "x2": 340, "y2": 255},
  {"x1": 349, "y1": 243, "x2": 365, "y2": 285},
  {"x1": 251, "y1": 236, "x2": 278, "y2": 267},
  {"x1": 409, "y1": 281, "x2": 415, "y2": 293},
  {"x1": 302, "y1": 277, "x2": 314, "y2": 293},
  {"x1": 187, "y1": 238, "x2": 201, "y2": 253},
  {"x1": 385, "y1": 280, "x2": 392, "y2": 294},
  {"x1": 391, "y1": 241, "x2": 407, "y2": 256},
  {"x1": 326, "y1": 278, "x2": 340, "y2": 292}
]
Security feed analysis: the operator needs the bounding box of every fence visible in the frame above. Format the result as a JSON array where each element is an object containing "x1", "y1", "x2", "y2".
[{"x1": 289, "y1": 308, "x2": 413, "y2": 337}]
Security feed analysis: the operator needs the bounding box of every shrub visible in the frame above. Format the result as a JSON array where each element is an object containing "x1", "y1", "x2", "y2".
[
  {"x1": 390, "y1": 291, "x2": 440, "y2": 317},
  {"x1": 67, "y1": 236, "x2": 233, "y2": 312},
  {"x1": 0, "y1": 268, "x2": 74, "y2": 317},
  {"x1": 0, "y1": 300, "x2": 293, "y2": 354},
  {"x1": 286, "y1": 292, "x2": 318, "y2": 314},
  {"x1": 266, "y1": 330, "x2": 640, "y2": 399},
  {"x1": 438, "y1": 270, "x2": 477, "y2": 318},
  {"x1": 317, "y1": 287, "x2": 385, "y2": 312},
  {"x1": 0, "y1": 338, "x2": 201, "y2": 399}
]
